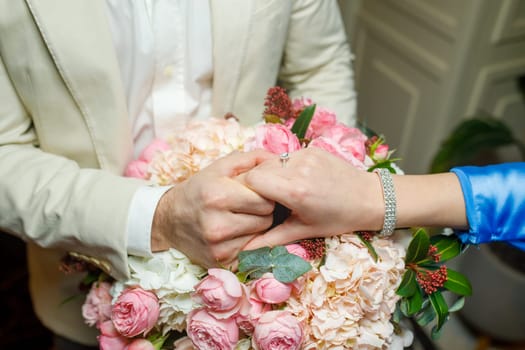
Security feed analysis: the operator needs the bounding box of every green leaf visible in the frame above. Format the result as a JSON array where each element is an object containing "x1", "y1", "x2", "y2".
[
  {"x1": 430, "y1": 116, "x2": 523, "y2": 173},
  {"x1": 399, "y1": 298, "x2": 410, "y2": 317},
  {"x1": 291, "y1": 104, "x2": 316, "y2": 139},
  {"x1": 431, "y1": 324, "x2": 444, "y2": 340},
  {"x1": 415, "y1": 304, "x2": 436, "y2": 327},
  {"x1": 357, "y1": 234, "x2": 378, "y2": 262},
  {"x1": 406, "y1": 288, "x2": 424, "y2": 315},
  {"x1": 272, "y1": 254, "x2": 312, "y2": 283},
  {"x1": 392, "y1": 303, "x2": 403, "y2": 323},
  {"x1": 449, "y1": 296, "x2": 465, "y2": 313},
  {"x1": 429, "y1": 291, "x2": 449, "y2": 331},
  {"x1": 443, "y1": 269, "x2": 472, "y2": 296},
  {"x1": 429, "y1": 234, "x2": 461, "y2": 262},
  {"x1": 405, "y1": 228, "x2": 430, "y2": 264},
  {"x1": 396, "y1": 270, "x2": 418, "y2": 297},
  {"x1": 238, "y1": 247, "x2": 272, "y2": 277}
]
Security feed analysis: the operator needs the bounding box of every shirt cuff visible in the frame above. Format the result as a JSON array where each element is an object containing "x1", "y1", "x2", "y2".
[{"x1": 126, "y1": 185, "x2": 173, "y2": 257}]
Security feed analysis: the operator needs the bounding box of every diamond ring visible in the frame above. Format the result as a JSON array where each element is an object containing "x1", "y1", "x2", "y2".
[{"x1": 280, "y1": 152, "x2": 290, "y2": 168}]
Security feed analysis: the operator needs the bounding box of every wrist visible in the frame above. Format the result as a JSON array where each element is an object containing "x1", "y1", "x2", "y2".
[{"x1": 151, "y1": 187, "x2": 175, "y2": 251}]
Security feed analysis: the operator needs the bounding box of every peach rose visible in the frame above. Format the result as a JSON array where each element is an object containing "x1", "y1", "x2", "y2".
[
  {"x1": 111, "y1": 287, "x2": 160, "y2": 337},
  {"x1": 252, "y1": 310, "x2": 303, "y2": 350},
  {"x1": 186, "y1": 308, "x2": 239, "y2": 350}
]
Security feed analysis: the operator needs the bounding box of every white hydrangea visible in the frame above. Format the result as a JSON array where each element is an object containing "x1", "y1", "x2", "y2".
[{"x1": 111, "y1": 248, "x2": 206, "y2": 333}]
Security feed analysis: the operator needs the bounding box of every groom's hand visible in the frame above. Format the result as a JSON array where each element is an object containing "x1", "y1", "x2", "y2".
[{"x1": 150, "y1": 150, "x2": 275, "y2": 268}]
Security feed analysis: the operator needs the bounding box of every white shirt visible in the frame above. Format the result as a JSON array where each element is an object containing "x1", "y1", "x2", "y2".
[{"x1": 104, "y1": 0, "x2": 213, "y2": 255}]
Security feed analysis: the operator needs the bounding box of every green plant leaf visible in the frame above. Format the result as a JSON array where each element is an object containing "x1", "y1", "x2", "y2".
[
  {"x1": 448, "y1": 296, "x2": 465, "y2": 313},
  {"x1": 291, "y1": 104, "x2": 316, "y2": 139},
  {"x1": 443, "y1": 268, "x2": 472, "y2": 296},
  {"x1": 396, "y1": 269, "x2": 418, "y2": 297},
  {"x1": 406, "y1": 288, "x2": 424, "y2": 315},
  {"x1": 430, "y1": 116, "x2": 523, "y2": 173},
  {"x1": 430, "y1": 234, "x2": 462, "y2": 262},
  {"x1": 238, "y1": 247, "x2": 272, "y2": 277},
  {"x1": 405, "y1": 228, "x2": 430, "y2": 264},
  {"x1": 429, "y1": 291, "x2": 449, "y2": 331},
  {"x1": 272, "y1": 254, "x2": 312, "y2": 283},
  {"x1": 399, "y1": 298, "x2": 410, "y2": 317},
  {"x1": 357, "y1": 234, "x2": 378, "y2": 262},
  {"x1": 415, "y1": 304, "x2": 436, "y2": 327},
  {"x1": 431, "y1": 324, "x2": 444, "y2": 340}
]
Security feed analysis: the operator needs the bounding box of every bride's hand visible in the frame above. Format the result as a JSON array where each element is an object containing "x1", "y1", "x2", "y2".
[{"x1": 242, "y1": 147, "x2": 384, "y2": 250}]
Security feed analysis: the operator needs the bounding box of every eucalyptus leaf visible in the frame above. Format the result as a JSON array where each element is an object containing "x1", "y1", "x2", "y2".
[
  {"x1": 448, "y1": 296, "x2": 465, "y2": 313},
  {"x1": 431, "y1": 324, "x2": 444, "y2": 340},
  {"x1": 443, "y1": 269, "x2": 472, "y2": 296},
  {"x1": 399, "y1": 298, "x2": 410, "y2": 317},
  {"x1": 405, "y1": 228, "x2": 430, "y2": 264},
  {"x1": 396, "y1": 270, "x2": 418, "y2": 297},
  {"x1": 291, "y1": 104, "x2": 316, "y2": 139},
  {"x1": 272, "y1": 254, "x2": 312, "y2": 283},
  {"x1": 429, "y1": 291, "x2": 449, "y2": 331},
  {"x1": 415, "y1": 304, "x2": 436, "y2": 327},
  {"x1": 238, "y1": 247, "x2": 272, "y2": 276}
]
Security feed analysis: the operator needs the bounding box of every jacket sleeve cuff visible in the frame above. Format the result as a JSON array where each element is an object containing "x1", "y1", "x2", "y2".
[{"x1": 450, "y1": 162, "x2": 525, "y2": 249}]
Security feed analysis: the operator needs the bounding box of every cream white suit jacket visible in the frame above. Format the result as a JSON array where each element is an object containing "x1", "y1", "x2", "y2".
[{"x1": 0, "y1": 0, "x2": 355, "y2": 344}]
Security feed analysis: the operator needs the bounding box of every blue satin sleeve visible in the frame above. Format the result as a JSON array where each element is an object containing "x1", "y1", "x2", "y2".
[{"x1": 450, "y1": 162, "x2": 525, "y2": 250}]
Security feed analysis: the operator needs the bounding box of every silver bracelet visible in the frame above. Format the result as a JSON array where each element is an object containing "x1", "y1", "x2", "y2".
[{"x1": 375, "y1": 168, "x2": 397, "y2": 236}]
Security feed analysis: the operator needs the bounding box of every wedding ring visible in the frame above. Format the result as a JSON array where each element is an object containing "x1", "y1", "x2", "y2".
[{"x1": 280, "y1": 152, "x2": 290, "y2": 168}]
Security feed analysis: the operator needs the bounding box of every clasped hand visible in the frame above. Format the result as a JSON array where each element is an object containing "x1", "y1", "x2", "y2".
[{"x1": 151, "y1": 148, "x2": 383, "y2": 268}]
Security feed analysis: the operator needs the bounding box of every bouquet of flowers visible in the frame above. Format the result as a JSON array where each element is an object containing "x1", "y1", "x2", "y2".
[{"x1": 65, "y1": 87, "x2": 472, "y2": 350}]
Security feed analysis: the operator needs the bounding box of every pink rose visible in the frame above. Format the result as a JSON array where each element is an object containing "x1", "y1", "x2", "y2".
[
  {"x1": 321, "y1": 123, "x2": 367, "y2": 162},
  {"x1": 285, "y1": 244, "x2": 309, "y2": 261},
  {"x1": 252, "y1": 310, "x2": 303, "y2": 350},
  {"x1": 125, "y1": 338, "x2": 155, "y2": 350},
  {"x1": 309, "y1": 137, "x2": 366, "y2": 170},
  {"x1": 139, "y1": 138, "x2": 171, "y2": 162},
  {"x1": 246, "y1": 123, "x2": 301, "y2": 154},
  {"x1": 82, "y1": 281, "x2": 113, "y2": 327},
  {"x1": 194, "y1": 268, "x2": 244, "y2": 319},
  {"x1": 98, "y1": 320, "x2": 130, "y2": 350},
  {"x1": 306, "y1": 107, "x2": 337, "y2": 139},
  {"x1": 124, "y1": 159, "x2": 149, "y2": 179},
  {"x1": 112, "y1": 287, "x2": 160, "y2": 337},
  {"x1": 173, "y1": 336, "x2": 196, "y2": 350},
  {"x1": 252, "y1": 273, "x2": 292, "y2": 304},
  {"x1": 186, "y1": 308, "x2": 239, "y2": 350},
  {"x1": 374, "y1": 144, "x2": 389, "y2": 160},
  {"x1": 236, "y1": 286, "x2": 271, "y2": 335}
]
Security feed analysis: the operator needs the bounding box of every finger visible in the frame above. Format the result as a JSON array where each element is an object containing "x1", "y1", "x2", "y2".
[
  {"x1": 217, "y1": 150, "x2": 277, "y2": 177},
  {"x1": 213, "y1": 232, "x2": 258, "y2": 266},
  {"x1": 221, "y1": 178, "x2": 275, "y2": 215},
  {"x1": 206, "y1": 212, "x2": 274, "y2": 242},
  {"x1": 243, "y1": 166, "x2": 297, "y2": 210},
  {"x1": 243, "y1": 219, "x2": 317, "y2": 250}
]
